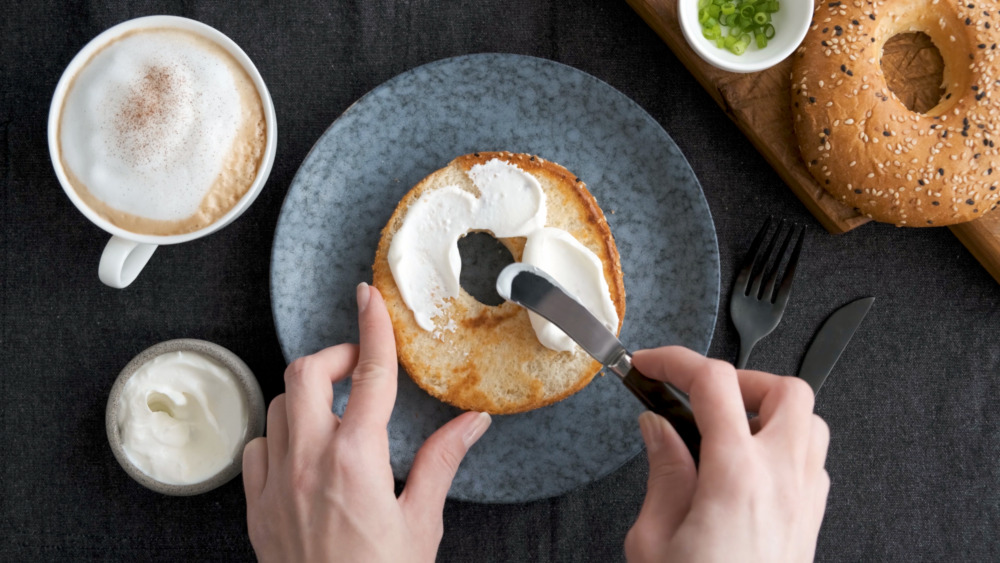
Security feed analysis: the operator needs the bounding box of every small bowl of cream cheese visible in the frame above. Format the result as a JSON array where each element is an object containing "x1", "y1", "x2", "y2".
[{"x1": 106, "y1": 339, "x2": 265, "y2": 495}]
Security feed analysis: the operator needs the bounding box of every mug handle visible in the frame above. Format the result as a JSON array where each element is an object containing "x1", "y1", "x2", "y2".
[{"x1": 99, "y1": 236, "x2": 157, "y2": 288}]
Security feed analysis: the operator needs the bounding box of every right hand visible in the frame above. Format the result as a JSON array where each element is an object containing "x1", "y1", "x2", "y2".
[{"x1": 624, "y1": 346, "x2": 830, "y2": 562}]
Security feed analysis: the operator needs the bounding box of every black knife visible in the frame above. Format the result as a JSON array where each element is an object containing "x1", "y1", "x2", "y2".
[
  {"x1": 496, "y1": 263, "x2": 701, "y2": 463},
  {"x1": 799, "y1": 296, "x2": 874, "y2": 394}
]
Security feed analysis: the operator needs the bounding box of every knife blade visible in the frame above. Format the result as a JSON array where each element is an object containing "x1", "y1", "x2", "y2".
[
  {"x1": 799, "y1": 296, "x2": 874, "y2": 394},
  {"x1": 496, "y1": 263, "x2": 701, "y2": 462}
]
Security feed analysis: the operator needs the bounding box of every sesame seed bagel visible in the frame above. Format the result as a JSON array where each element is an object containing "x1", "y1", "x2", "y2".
[
  {"x1": 792, "y1": 0, "x2": 1000, "y2": 226},
  {"x1": 372, "y1": 152, "x2": 625, "y2": 415}
]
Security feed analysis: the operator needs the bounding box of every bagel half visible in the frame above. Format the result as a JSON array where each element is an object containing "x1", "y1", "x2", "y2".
[{"x1": 372, "y1": 152, "x2": 626, "y2": 414}]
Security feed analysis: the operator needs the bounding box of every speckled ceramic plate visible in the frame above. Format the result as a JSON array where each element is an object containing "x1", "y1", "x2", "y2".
[{"x1": 271, "y1": 54, "x2": 719, "y2": 503}]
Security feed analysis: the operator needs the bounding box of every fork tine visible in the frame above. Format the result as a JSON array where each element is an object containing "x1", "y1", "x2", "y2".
[
  {"x1": 773, "y1": 226, "x2": 805, "y2": 308},
  {"x1": 749, "y1": 219, "x2": 785, "y2": 298},
  {"x1": 762, "y1": 223, "x2": 795, "y2": 301},
  {"x1": 736, "y1": 217, "x2": 773, "y2": 291}
]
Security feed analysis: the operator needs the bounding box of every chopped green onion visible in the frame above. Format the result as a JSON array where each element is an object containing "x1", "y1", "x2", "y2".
[{"x1": 698, "y1": 0, "x2": 779, "y2": 56}]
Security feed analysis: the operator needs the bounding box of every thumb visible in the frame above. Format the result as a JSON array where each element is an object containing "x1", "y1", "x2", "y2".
[
  {"x1": 399, "y1": 411, "x2": 491, "y2": 524},
  {"x1": 636, "y1": 411, "x2": 697, "y2": 536}
]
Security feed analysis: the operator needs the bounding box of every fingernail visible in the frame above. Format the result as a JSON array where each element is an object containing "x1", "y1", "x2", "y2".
[
  {"x1": 356, "y1": 282, "x2": 371, "y2": 313},
  {"x1": 462, "y1": 412, "x2": 492, "y2": 448},
  {"x1": 639, "y1": 411, "x2": 664, "y2": 454}
]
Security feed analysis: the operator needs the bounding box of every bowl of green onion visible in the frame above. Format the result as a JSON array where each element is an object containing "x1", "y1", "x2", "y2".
[{"x1": 679, "y1": 0, "x2": 812, "y2": 73}]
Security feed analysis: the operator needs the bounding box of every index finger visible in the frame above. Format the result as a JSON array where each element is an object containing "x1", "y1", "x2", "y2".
[
  {"x1": 283, "y1": 343, "x2": 360, "y2": 448},
  {"x1": 342, "y1": 283, "x2": 398, "y2": 430},
  {"x1": 631, "y1": 346, "x2": 750, "y2": 441}
]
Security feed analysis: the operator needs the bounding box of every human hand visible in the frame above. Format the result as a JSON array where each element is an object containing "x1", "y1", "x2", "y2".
[
  {"x1": 242, "y1": 283, "x2": 492, "y2": 563},
  {"x1": 624, "y1": 346, "x2": 830, "y2": 563}
]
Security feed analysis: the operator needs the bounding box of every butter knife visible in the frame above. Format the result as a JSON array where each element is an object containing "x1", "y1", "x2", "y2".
[
  {"x1": 799, "y1": 296, "x2": 875, "y2": 394},
  {"x1": 496, "y1": 263, "x2": 701, "y2": 462}
]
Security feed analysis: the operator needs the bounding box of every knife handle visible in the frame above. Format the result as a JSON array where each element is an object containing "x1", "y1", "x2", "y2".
[{"x1": 622, "y1": 367, "x2": 701, "y2": 464}]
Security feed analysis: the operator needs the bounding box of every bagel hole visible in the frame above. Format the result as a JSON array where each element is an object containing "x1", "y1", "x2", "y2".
[
  {"x1": 458, "y1": 232, "x2": 515, "y2": 306},
  {"x1": 881, "y1": 32, "x2": 945, "y2": 114}
]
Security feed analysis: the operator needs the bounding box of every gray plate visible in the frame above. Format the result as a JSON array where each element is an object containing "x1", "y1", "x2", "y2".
[{"x1": 271, "y1": 54, "x2": 719, "y2": 503}]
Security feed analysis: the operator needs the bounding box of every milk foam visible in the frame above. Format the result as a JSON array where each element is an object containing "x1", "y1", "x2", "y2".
[{"x1": 59, "y1": 28, "x2": 265, "y2": 235}]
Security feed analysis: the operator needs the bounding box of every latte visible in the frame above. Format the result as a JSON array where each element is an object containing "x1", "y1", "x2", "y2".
[{"x1": 57, "y1": 27, "x2": 266, "y2": 236}]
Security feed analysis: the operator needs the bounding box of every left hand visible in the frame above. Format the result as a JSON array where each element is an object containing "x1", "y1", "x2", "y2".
[{"x1": 242, "y1": 282, "x2": 492, "y2": 563}]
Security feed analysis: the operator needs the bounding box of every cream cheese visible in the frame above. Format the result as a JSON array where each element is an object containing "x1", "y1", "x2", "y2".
[
  {"x1": 521, "y1": 227, "x2": 619, "y2": 352},
  {"x1": 388, "y1": 157, "x2": 618, "y2": 352},
  {"x1": 117, "y1": 350, "x2": 246, "y2": 485}
]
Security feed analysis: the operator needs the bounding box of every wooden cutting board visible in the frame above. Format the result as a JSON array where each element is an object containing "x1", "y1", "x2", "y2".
[{"x1": 627, "y1": 0, "x2": 1000, "y2": 284}]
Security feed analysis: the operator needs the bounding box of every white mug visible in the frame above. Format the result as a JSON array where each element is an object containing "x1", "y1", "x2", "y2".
[{"x1": 47, "y1": 15, "x2": 277, "y2": 288}]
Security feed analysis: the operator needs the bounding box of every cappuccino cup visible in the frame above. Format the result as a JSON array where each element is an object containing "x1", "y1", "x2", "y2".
[{"x1": 48, "y1": 16, "x2": 277, "y2": 288}]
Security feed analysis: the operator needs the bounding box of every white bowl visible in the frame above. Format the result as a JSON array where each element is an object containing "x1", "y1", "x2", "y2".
[{"x1": 678, "y1": 0, "x2": 813, "y2": 73}]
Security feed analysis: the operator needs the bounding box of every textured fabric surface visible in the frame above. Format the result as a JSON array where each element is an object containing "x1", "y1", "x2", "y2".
[{"x1": 2, "y1": 1, "x2": 999, "y2": 561}]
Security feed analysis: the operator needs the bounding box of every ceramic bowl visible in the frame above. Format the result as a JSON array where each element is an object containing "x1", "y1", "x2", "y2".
[
  {"x1": 678, "y1": 0, "x2": 813, "y2": 73},
  {"x1": 106, "y1": 339, "x2": 266, "y2": 495}
]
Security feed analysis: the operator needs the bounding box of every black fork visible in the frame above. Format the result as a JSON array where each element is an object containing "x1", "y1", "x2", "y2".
[{"x1": 729, "y1": 218, "x2": 805, "y2": 369}]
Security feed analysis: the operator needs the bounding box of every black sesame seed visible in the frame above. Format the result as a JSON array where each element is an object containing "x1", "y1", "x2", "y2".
[
  {"x1": 946, "y1": 93, "x2": 952, "y2": 99},
  {"x1": 985, "y1": 139, "x2": 990, "y2": 146},
  {"x1": 883, "y1": 131, "x2": 891, "y2": 137},
  {"x1": 869, "y1": 13, "x2": 875, "y2": 20},
  {"x1": 933, "y1": 201, "x2": 940, "y2": 205},
  {"x1": 966, "y1": 17, "x2": 972, "y2": 25},
  {"x1": 967, "y1": 3, "x2": 974, "y2": 8},
  {"x1": 828, "y1": 1, "x2": 841, "y2": 6},
  {"x1": 987, "y1": 22, "x2": 992, "y2": 29},
  {"x1": 939, "y1": 168, "x2": 945, "y2": 175},
  {"x1": 809, "y1": 96, "x2": 816, "y2": 103},
  {"x1": 824, "y1": 128, "x2": 831, "y2": 135},
  {"x1": 927, "y1": 220, "x2": 934, "y2": 224},
  {"x1": 931, "y1": 124, "x2": 938, "y2": 129},
  {"x1": 840, "y1": 64, "x2": 847, "y2": 72},
  {"x1": 848, "y1": 70, "x2": 854, "y2": 76},
  {"x1": 810, "y1": 159, "x2": 818, "y2": 165},
  {"x1": 820, "y1": 137, "x2": 827, "y2": 145},
  {"x1": 823, "y1": 27, "x2": 829, "y2": 33},
  {"x1": 835, "y1": 25, "x2": 843, "y2": 36},
  {"x1": 854, "y1": 189, "x2": 863, "y2": 194},
  {"x1": 962, "y1": 131, "x2": 969, "y2": 137},
  {"x1": 977, "y1": 92, "x2": 986, "y2": 101},
  {"x1": 990, "y1": 169, "x2": 994, "y2": 175},
  {"x1": 991, "y1": 185, "x2": 997, "y2": 190},
  {"x1": 975, "y1": 154, "x2": 981, "y2": 159},
  {"x1": 822, "y1": 40, "x2": 829, "y2": 47},
  {"x1": 980, "y1": 44, "x2": 988, "y2": 49},
  {"x1": 852, "y1": 19, "x2": 859, "y2": 25},
  {"x1": 475, "y1": 152, "x2": 481, "y2": 157},
  {"x1": 968, "y1": 199, "x2": 976, "y2": 205},
  {"x1": 871, "y1": 37, "x2": 876, "y2": 42},
  {"x1": 919, "y1": 180, "x2": 926, "y2": 185}
]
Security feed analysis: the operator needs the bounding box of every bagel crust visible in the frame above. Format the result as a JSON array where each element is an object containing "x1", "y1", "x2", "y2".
[
  {"x1": 792, "y1": 0, "x2": 1000, "y2": 226},
  {"x1": 372, "y1": 152, "x2": 626, "y2": 415}
]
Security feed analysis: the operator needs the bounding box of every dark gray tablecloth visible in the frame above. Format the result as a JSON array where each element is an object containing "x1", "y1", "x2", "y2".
[{"x1": 3, "y1": 1, "x2": 998, "y2": 561}]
